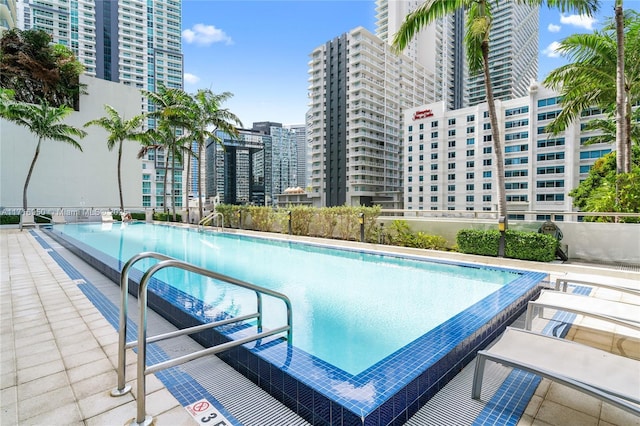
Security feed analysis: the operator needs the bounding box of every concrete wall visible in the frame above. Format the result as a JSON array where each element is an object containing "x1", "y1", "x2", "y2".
[
  {"x1": 378, "y1": 217, "x2": 640, "y2": 264},
  {"x1": 1, "y1": 75, "x2": 142, "y2": 212}
]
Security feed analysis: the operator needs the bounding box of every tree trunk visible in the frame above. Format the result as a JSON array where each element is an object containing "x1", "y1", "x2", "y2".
[
  {"x1": 185, "y1": 145, "x2": 191, "y2": 223},
  {"x1": 117, "y1": 139, "x2": 124, "y2": 213},
  {"x1": 198, "y1": 141, "x2": 204, "y2": 220},
  {"x1": 615, "y1": 0, "x2": 626, "y2": 174},
  {"x1": 481, "y1": 41, "x2": 507, "y2": 223},
  {"x1": 171, "y1": 145, "x2": 177, "y2": 222},
  {"x1": 162, "y1": 147, "x2": 169, "y2": 215},
  {"x1": 22, "y1": 138, "x2": 42, "y2": 211}
]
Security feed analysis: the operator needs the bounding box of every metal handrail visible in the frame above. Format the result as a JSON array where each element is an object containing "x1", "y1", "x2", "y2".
[
  {"x1": 198, "y1": 211, "x2": 224, "y2": 231},
  {"x1": 111, "y1": 253, "x2": 293, "y2": 426}
]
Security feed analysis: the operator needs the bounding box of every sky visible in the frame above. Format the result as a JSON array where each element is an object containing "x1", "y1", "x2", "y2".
[{"x1": 181, "y1": 0, "x2": 632, "y2": 128}]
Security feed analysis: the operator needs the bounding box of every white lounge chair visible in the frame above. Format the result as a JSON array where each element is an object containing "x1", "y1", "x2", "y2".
[
  {"x1": 101, "y1": 211, "x2": 115, "y2": 223},
  {"x1": 472, "y1": 327, "x2": 640, "y2": 416},
  {"x1": 51, "y1": 213, "x2": 67, "y2": 224},
  {"x1": 555, "y1": 277, "x2": 640, "y2": 297},
  {"x1": 19, "y1": 212, "x2": 37, "y2": 231},
  {"x1": 525, "y1": 289, "x2": 640, "y2": 332}
]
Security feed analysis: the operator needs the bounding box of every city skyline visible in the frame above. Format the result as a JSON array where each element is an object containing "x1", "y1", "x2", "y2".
[{"x1": 181, "y1": 0, "x2": 624, "y2": 127}]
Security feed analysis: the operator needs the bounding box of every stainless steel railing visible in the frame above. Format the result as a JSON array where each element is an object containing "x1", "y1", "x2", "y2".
[
  {"x1": 198, "y1": 211, "x2": 224, "y2": 231},
  {"x1": 111, "y1": 252, "x2": 293, "y2": 426}
]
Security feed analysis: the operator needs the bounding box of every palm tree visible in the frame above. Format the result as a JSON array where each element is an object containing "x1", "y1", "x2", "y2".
[
  {"x1": 185, "y1": 89, "x2": 242, "y2": 220},
  {"x1": 615, "y1": 0, "x2": 626, "y2": 174},
  {"x1": 84, "y1": 105, "x2": 146, "y2": 214},
  {"x1": 142, "y1": 85, "x2": 192, "y2": 219},
  {"x1": 392, "y1": 0, "x2": 599, "y2": 225},
  {"x1": 7, "y1": 99, "x2": 86, "y2": 210},
  {"x1": 544, "y1": 10, "x2": 639, "y2": 174}
]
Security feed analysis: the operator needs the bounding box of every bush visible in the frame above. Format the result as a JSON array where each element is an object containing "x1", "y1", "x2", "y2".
[
  {"x1": 456, "y1": 229, "x2": 558, "y2": 262},
  {"x1": 288, "y1": 205, "x2": 314, "y2": 235},
  {"x1": 384, "y1": 220, "x2": 448, "y2": 250},
  {"x1": 153, "y1": 212, "x2": 182, "y2": 222},
  {"x1": 247, "y1": 206, "x2": 276, "y2": 232},
  {"x1": 0, "y1": 215, "x2": 19, "y2": 225}
]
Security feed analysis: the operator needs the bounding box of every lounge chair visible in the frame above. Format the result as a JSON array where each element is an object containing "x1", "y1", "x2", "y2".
[
  {"x1": 52, "y1": 213, "x2": 67, "y2": 224},
  {"x1": 101, "y1": 211, "x2": 115, "y2": 223},
  {"x1": 472, "y1": 327, "x2": 640, "y2": 416},
  {"x1": 555, "y1": 277, "x2": 640, "y2": 297},
  {"x1": 525, "y1": 289, "x2": 640, "y2": 332},
  {"x1": 19, "y1": 212, "x2": 37, "y2": 231}
]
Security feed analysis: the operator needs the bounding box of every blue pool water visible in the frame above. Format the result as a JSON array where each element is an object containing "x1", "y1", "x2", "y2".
[
  {"x1": 49, "y1": 222, "x2": 546, "y2": 425},
  {"x1": 55, "y1": 222, "x2": 516, "y2": 374}
]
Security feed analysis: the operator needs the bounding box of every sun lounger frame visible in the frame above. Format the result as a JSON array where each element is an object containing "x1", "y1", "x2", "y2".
[{"x1": 472, "y1": 327, "x2": 640, "y2": 416}]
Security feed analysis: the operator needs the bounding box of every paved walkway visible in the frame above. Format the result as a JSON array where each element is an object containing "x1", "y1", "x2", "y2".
[{"x1": 1, "y1": 228, "x2": 639, "y2": 425}]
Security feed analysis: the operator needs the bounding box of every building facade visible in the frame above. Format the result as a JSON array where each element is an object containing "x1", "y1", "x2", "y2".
[
  {"x1": 375, "y1": 0, "x2": 538, "y2": 110},
  {"x1": 17, "y1": 0, "x2": 184, "y2": 211},
  {"x1": 1, "y1": 0, "x2": 17, "y2": 34},
  {"x1": 285, "y1": 123, "x2": 307, "y2": 190},
  {"x1": 307, "y1": 26, "x2": 435, "y2": 208},
  {"x1": 206, "y1": 124, "x2": 298, "y2": 207},
  {"x1": 403, "y1": 82, "x2": 611, "y2": 221}
]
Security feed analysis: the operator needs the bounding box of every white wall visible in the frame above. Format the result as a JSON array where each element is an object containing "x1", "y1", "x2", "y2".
[
  {"x1": 378, "y1": 217, "x2": 640, "y2": 264},
  {"x1": 1, "y1": 75, "x2": 142, "y2": 211}
]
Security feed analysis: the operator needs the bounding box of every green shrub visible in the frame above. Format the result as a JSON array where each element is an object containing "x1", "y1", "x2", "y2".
[
  {"x1": 315, "y1": 207, "x2": 338, "y2": 238},
  {"x1": 289, "y1": 205, "x2": 314, "y2": 235},
  {"x1": 456, "y1": 229, "x2": 558, "y2": 262},
  {"x1": 131, "y1": 212, "x2": 145, "y2": 221},
  {"x1": 153, "y1": 212, "x2": 182, "y2": 222},
  {"x1": 215, "y1": 204, "x2": 244, "y2": 228},
  {"x1": 412, "y1": 232, "x2": 448, "y2": 250},
  {"x1": 247, "y1": 206, "x2": 276, "y2": 232},
  {"x1": 1, "y1": 215, "x2": 20, "y2": 225}
]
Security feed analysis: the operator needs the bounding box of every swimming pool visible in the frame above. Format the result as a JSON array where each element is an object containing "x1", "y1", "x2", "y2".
[{"x1": 47, "y1": 222, "x2": 546, "y2": 425}]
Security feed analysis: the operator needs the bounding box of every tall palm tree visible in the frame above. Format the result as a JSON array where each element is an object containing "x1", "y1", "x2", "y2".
[
  {"x1": 185, "y1": 89, "x2": 242, "y2": 220},
  {"x1": 142, "y1": 85, "x2": 192, "y2": 219},
  {"x1": 7, "y1": 99, "x2": 86, "y2": 210},
  {"x1": 392, "y1": 0, "x2": 598, "y2": 224},
  {"x1": 615, "y1": 0, "x2": 626, "y2": 174},
  {"x1": 84, "y1": 105, "x2": 146, "y2": 214},
  {"x1": 544, "y1": 10, "x2": 639, "y2": 174}
]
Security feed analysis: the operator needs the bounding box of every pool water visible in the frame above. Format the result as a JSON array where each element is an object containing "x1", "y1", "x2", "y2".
[{"x1": 56, "y1": 222, "x2": 517, "y2": 374}]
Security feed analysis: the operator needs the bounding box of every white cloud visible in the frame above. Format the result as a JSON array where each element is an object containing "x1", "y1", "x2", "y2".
[
  {"x1": 542, "y1": 41, "x2": 563, "y2": 58},
  {"x1": 182, "y1": 24, "x2": 233, "y2": 46},
  {"x1": 560, "y1": 13, "x2": 596, "y2": 30},
  {"x1": 184, "y1": 73, "x2": 200, "y2": 84},
  {"x1": 547, "y1": 23, "x2": 561, "y2": 33}
]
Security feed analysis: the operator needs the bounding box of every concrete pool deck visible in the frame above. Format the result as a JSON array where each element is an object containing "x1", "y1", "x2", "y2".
[{"x1": 1, "y1": 228, "x2": 639, "y2": 425}]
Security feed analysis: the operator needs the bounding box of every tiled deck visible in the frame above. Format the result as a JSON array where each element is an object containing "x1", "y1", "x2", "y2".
[{"x1": 1, "y1": 228, "x2": 639, "y2": 425}]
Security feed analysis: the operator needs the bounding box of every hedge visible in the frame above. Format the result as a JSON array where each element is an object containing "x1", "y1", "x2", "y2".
[{"x1": 456, "y1": 229, "x2": 558, "y2": 262}]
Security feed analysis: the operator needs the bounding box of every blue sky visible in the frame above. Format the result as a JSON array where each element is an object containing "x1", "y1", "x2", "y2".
[{"x1": 181, "y1": 0, "x2": 629, "y2": 127}]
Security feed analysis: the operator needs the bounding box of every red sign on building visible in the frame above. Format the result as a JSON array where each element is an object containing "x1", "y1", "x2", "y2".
[{"x1": 413, "y1": 109, "x2": 434, "y2": 120}]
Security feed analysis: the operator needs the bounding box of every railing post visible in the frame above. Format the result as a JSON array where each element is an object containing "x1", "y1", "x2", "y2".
[{"x1": 359, "y1": 213, "x2": 365, "y2": 242}]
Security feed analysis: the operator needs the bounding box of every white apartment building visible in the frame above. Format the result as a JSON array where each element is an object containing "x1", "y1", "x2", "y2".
[
  {"x1": 375, "y1": 0, "x2": 538, "y2": 110},
  {"x1": 17, "y1": 0, "x2": 184, "y2": 211},
  {"x1": 307, "y1": 26, "x2": 435, "y2": 208},
  {"x1": 403, "y1": 82, "x2": 612, "y2": 221}
]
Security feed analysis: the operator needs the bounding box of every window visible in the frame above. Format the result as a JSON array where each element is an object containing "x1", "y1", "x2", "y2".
[
  {"x1": 537, "y1": 180, "x2": 564, "y2": 188},
  {"x1": 431, "y1": 196, "x2": 438, "y2": 202},
  {"x1": 536, "y1": 193, "x2": 565, "y2": 201},
  {"x1": 579, "y1": 149, "x2": 611, "y2": 159},
  {"x1": 537, "y1": 152, "x2": 565, "y2": 161},
  {"x1": 467, "y1": 114, "x2": 475, "y2": 122},
  {"x1": 483, "y1": 171, "x2": 492, "y2": 178},
  {"x1": 504, "y1": 157, "x2": 528, "y2": 165},
  {"x1": 466, "y1": 172, "x2": 475, "y2": 179},
  {"x1": 448, "y1": 129, "x2": 456, "y2": 137},
  {"x1": 505, "y1": 132, "x2": 528, "y2": 141},
  {"x1": 448, "y1": 184, "x2": 455, "y2": 191},
  {"x1": 537, "y1": 97, "x2": 561, "y2": 107},
  {"x1": 448, "y1": 118, "x2": 456, "y2": 125},
  {"x1": 431, "y1": 142, "x2": 438, "y2": 149},
  {"x1": 483, "y1": 159, "x2": 492, "y2": 166},
  {"x1": 505, "y1": 144, "x2": 528, "y2": 153},
  {"x1": 419, "y1": 144, "x2": 424, "y2": 151},
  {"x1": 466, "y1": 149, "x2": 475, "y2": 156},
  {"x1": 483, "y1": 147, "x2": 492, "y2": 154},
  {"x1": 505, "y1": 169, "x2": 528, "y2": 177},
  {"x1": 431, "y1": 153, "x2": 438, "y2": 160},
  {"x1": 466, "y1": 184, "x2": 474, "y2": 191},
  {"x1": 467, "y1": 138, "x2": 475, "y2": 145},
  {"x1": 448, "y1": 173, "x2": 455, "y2": 181},
  {"x1": 448, "y1": 141, "x2": 456, "y2": 148},
  {"x1": 505, "y1": 119, "x2": 529, "y2": 128},
  {"x1": 537, "y1": 166, "x2": 565, "y2": 175},
  {"x1": 448, "y1": 152, "x2": 456, "y2": 159},
  {"x1": 482, "y1": 183, "x2": 492, "y2": 190},
  {"x1": 431, "y1": 131, "x2": 439, "y2": 138},
  {"x1": 431, "y1": 120, "x2": 438, "y2": 128},
  {"x1": 419, "y1": 123, "x2": 424, "y2": 130},
  {"x1": 483, "y1": 135, "x2": 492, "y2": 142},
  {"x1": 431, "y1": 164, "x2": 438, "y2": 170},
  {"x1": 466, "y1": 195, "x2": 474, "y2": 202},
  {"x1": 448, "y1": 163, "x2": 455, "y2": 169},
  {"x1": 430, "y1": 175, "x2": 438, "y2": 181},
  {"x1": 505, "y1": 182, "x2": 529, "y2": 190},
  {"x1": 483, "y1": 123, "x2": 491, "y2": 130},
  {"x1": 467, "y1": 126, "x2": 475, "y2": 134},
  {"x1": 466, "y1": 161, "x2": 475, "y2": 168},
  {"x1": 505, "y1": 106, "x2": 529, "y2": 116},
  {"x1": 448, "y1": 196, "x2": 455, "y2": 202},
  {"x1": 482, "y1": 195, "x2": 492, "y2": 202},
  {"x1": 538, "y1": 110, "x2": 561, "y2": 121},
  {"x1": 537, "y1": 137, "x2": 565, "y2": 148},
  {"x1": 431, "y1": 185, "x2": 437, "y2": 192}
]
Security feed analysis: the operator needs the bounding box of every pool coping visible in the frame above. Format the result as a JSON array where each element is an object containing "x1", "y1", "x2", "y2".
[{"x1": 44, "y1": 224, "x2": 548, "y2": 425}]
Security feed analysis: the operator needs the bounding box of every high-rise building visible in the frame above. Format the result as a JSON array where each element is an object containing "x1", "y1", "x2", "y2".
[
  {"x1": 403, "y1": 82, "x2": 612, "y2": 221},
  {"x1": 284, "y1": 124, "x2": 308, "y2": 190},
  {"x1": 206, "y1": 124, "x2": 298, "y2": 207},
  {"x1": 375, "y1": 0, "x2": 538, "y2": 110},
  {"x1": 307, "y1": 26, "x2": 435, "y2": 208},
  {"x1": 17, "y1": 0, "x2": 184, "y2": 211},
  {"x1": 1, "y1": 0, "x2": 17, "y2": 34}
]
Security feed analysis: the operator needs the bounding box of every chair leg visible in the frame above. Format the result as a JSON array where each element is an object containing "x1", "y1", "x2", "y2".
[{"x1": 472, "y1": 353, "x2": 487, "y2": 399}]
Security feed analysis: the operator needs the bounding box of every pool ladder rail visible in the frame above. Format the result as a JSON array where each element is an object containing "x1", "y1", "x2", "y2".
[
  {"x1": 112, "y1": 252, "x2": 293, "y2": 426},
  {"x1": 198, "y1": 211, "x2": 224, "y2": 232}
]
